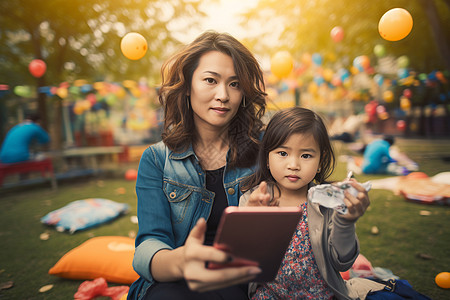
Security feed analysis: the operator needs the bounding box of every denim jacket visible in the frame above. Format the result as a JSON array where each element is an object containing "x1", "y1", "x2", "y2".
[{"x1": 129, "y1": 141, "x2": 255, "y2": 299}]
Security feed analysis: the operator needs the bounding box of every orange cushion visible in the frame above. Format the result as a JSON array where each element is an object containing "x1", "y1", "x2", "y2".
[{"x1": 49, "y1": 236, "x2": 139, "y2": 284}]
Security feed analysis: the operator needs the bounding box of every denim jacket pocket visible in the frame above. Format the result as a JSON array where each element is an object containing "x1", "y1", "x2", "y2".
[{"x1": 164, "y1": 181, "x2": 193, "y2": 224}]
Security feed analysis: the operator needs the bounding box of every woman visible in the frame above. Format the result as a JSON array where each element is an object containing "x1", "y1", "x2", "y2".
[{"x1": 128, "y1": 31, "x2": 267, "y2": 300}]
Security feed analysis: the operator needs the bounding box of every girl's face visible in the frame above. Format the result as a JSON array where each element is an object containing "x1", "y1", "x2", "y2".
[
  {"x1": 268, "y1": 133, "x2": 321, "y2": 196},
  {"x1": 190, "y1": 51, "x2": 243, "y2": 132}
]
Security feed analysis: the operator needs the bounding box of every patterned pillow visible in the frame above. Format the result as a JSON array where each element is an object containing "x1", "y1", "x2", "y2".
[{"x1": 41, "y1": 198, "x2": 129, "y2": 233}]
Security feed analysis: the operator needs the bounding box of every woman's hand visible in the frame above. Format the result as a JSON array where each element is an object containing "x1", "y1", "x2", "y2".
[
  {"x1": 183, "y1": 218, "x2": 261, "y2": 292},
  {"x1": 246, "y1": 181, "x2": 279, "y2": 206},
  {"x1": 341, "y1": 179, "x2": 370, "y2": 222}
]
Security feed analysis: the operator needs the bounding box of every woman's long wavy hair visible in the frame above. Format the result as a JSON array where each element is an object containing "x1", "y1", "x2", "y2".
[
  {"x1": 244, "y1": 107, "x2": 335, "y2": 192},
  {"x1": 159, "y1": 31, "x2": 266, "y2": 168}
]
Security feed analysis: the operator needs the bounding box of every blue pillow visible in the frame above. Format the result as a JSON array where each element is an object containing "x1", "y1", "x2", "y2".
[{"x1": 41, "y1": 198, "x2": 129, "y2": 233}]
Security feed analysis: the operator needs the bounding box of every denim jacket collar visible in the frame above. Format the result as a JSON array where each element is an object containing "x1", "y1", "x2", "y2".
[
  {"x1": 168, "y1": 143, "x2": 230, "y2": 163},
  {"x1": 168, "y1": 144, "x2": 196, "y2": 160}
]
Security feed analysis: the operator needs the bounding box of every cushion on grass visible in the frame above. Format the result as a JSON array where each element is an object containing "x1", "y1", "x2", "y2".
[
  {"x1": 49, "y1": 236, "x2": 139, "y2": 284},
  {"x1": 41, "y1": 198, "x2": 129, "y2": 233},
  {"x1": 397, "y1": 174, "x2": 450, "y2": 205}
]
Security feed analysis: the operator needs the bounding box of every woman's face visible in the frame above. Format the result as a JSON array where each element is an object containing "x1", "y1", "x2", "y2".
[{"x1": 190, "y1": 51, "x2": 243, "y2": 132}]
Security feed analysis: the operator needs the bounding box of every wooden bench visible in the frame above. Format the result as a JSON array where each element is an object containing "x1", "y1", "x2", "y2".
[
  {"x1": 61, "y1": 146, "x2": 125, "y2": 174},
  {"x1": 0, "y1": 158, "x2": 57, "y2": 189}
]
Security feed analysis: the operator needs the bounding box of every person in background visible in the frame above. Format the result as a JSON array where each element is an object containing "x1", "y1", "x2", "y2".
[
  {"x1": 128, "y1": 31, "x2": 267, "y2": 300},
  {"x1": 330, "y1": 114, "x2": 365, "y2": 143},
  {"x1": 361, "y1": 136, "x2": 409, "y2": 175},
  {"x1": 0, "y1": 113, "x2": 50, "y2": 163},
  {"x1": 240, "y1": 107, "x2": 381, "y2": 299}
]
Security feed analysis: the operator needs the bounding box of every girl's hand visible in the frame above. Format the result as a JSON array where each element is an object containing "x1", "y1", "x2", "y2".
[
  {"x1": 247, "y1": 181, "x2": 279, "y2": 206},
  {"x1": 183, "y1": 218, "x2": 261, "y2": 292},
  {"x1": 341, "y1": 179, "x2": 370, "y2": 222}
]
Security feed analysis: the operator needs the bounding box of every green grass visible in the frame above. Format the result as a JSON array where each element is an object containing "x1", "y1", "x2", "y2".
[{"x1": 1, "y1": 138, "x2": 449, "y2": 299}]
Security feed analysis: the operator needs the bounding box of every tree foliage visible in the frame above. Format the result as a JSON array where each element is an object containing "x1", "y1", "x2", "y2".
[
  {"x1": 241, "y1": 0, "x2": 450, "y2": 72},
  {"x1": 0, "y1": 0, "x2": 205, "y2": 147},
  {"x1": 0, "y1": 0, "x2": 204, "y2": 86}
]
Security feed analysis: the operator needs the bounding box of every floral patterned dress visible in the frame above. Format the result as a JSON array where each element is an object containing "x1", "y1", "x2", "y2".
[{"x1": 252, "y1": 202, "x2": 335, "y2": 299}]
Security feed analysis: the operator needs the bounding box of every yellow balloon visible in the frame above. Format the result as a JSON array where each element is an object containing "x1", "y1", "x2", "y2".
[
  {"x1": 308, "y1": 82, "x2": 318, "y2": 96},
  {"x1": 57, "y1": 87, "x2": 68, "y2": 99},
  {"x1": 116, "y1": 87, "x2": 127, "y2": 99},
  {"x1": 73, "y1": 104, "x2": 84, "y2": 115},
  {"x1": 265, "y1": 74, "x2": 279, "y2": 85},
  {"x1": 323, "y1": 68, "x2": 334, "y2": 82},
  {"x1": 74, "y1": 79, "x2": 88, "y2": 87},
  {"x1": 123, "y1": 80, "x2": 137, "y2": 89},
  {"x1": 383, "y1": 90, "x2": 394, "y2": 103},
  {"x1": 343, "y1": 78, "x2": 352, "y2": 89},
  {"x1": 400, "y1": 96, "x2": 411, "y2": 110},
  {"x1": 378, "y1": 8, "x2": 413, "y2": 41},
  {"x1": 121, "y1": 32, "x2": 148, "y2": 60},
  {"x1": 93, "y1": 82, "x2": 105, "y2": 91},
  {"x1": 350, "y1": 66, "x2": 360, "y2": 75},
  {"x1": 270, "y1": 51, "x2": 294, "y2": 79}
]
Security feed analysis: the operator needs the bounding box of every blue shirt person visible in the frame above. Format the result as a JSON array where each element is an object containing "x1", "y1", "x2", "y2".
[
  {"x1": 0, "y1": 114, "x2": 50, "y2": 163},
  {"x1": 361, "y1": 136, "x2": 394, "y2": 174}
]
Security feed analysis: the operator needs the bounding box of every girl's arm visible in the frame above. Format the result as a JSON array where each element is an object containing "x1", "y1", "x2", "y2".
[
  {"x1": 329, "y1": 179, "x2": 370, "y2": 265},
  {"x1": 341, "y1": 179, "x2": 370, "y2": 222}
]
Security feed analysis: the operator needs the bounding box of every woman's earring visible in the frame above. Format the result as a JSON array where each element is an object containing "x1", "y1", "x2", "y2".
[
  {"x1": 241, "y1": 96, "x2": 247, "y2": 108},
  {"x1": 186, "y1": 96, "x2": 190, "y2": 110},
  {"x1": 317, "y1": 167, "x2": 321, "y2": 173}
]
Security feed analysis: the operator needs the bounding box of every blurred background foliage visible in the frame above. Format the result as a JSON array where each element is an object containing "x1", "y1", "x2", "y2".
[
  {"x1": 241, "y1": 0, "x2": 449, "y2": 71},
  {"x1": 1, "y1": 0, "x2": 448, "y2": 87},
  {"x1": 0, "y1": 0, "x2": 448, "y2": 148},
  {"x1": 0, "y1": 0, "x2": 205, "y2": 86}
]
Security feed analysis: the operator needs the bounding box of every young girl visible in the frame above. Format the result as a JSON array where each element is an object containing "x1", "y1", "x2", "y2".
[{"x1": 240, "y1": 107, "x2": 377, "y2": 299}]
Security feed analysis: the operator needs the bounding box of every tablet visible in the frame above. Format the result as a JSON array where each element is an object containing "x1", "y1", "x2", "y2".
[{"x1": 208, "y1": 206, "x2": 302, "y2": 282}]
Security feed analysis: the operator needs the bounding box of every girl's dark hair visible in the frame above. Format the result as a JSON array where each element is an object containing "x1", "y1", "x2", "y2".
[
  {"x1": 245, "y1": 107, "x2": 335, "y2": 190},
  {"x1": 159, "y1": 31, "x2": 266, "y2": 168}
]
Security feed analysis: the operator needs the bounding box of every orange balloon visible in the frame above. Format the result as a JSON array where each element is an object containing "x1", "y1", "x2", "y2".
[
  {"x1": 120, "y1": 32, "x2": 148, "y2": 60},
  {"x1": 378, "y1": 8, "x2": 413, "y2": 41},
  {"x1": 330, "y1": 26, "x2": 344, "y2": 43},
  {"x1": 435, "y1": 272, "x2": 450, "y2": 289},
  {"x1": 270, "y1": 51, "x2": 294, "y2": 79}
]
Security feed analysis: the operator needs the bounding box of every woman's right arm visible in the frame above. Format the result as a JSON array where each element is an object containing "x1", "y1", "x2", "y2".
[
  {"x1": 133, "y1": 146, "x2": 178, "y2": 282},
  {"x1": 133, "y1": 146, "x2": 261, "y2": 289}
]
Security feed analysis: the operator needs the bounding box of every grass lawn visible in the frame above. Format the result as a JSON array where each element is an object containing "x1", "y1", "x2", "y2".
[{"x1": 0, "y1": 138, "x2": 449, "y2": 299}]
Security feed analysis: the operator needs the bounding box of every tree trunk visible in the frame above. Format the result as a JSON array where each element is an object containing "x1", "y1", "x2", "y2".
[
  {"x1": 36, "y1": 77, "x2": 48, "y2": 131},
  {"x1": 418, "y1": 0, "x2": 450, "y2": 70}
]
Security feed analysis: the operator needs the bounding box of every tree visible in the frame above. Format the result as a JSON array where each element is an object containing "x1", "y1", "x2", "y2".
[
  {"x1": 241, "y1": 0, "x2": 449, "y2": 72},
  {"x1": 0, "y1": 0, "x2": 204, "y2": 149}
]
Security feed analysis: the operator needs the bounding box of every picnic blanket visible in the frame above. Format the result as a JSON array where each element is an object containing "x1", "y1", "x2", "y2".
[{"x1": 371, "y1": 172, "x2": 450, "y2": 205}]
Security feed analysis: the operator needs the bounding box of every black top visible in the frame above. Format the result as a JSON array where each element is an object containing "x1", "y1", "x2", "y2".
[{"x1": 204, "y1": 166, "x2": 227, "y2": 246}]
